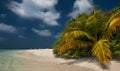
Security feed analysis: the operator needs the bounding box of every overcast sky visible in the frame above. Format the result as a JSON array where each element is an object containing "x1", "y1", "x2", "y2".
[{"x1": 0, "y1": 0, "x2": 120, "y2": 49}]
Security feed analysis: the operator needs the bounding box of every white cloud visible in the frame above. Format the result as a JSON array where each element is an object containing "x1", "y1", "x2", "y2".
[
  {"x1": 69, "y1": 0, "x2": 93, "y2": 17},
  {"x1": 0, "y1": 23, "x2": 17, "y2": 33},
  {"x1": 31, "y1": 0, "x2": 57, "y2": 8},
  {"x1": 8, "y1": 0, "x2": 60, "y2": 26},
  {"x1": 32, "y1": 29, "x2": 52, "y2": 37}
]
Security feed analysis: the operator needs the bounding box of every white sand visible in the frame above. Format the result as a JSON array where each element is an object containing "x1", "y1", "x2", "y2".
[{"x1": 16, "y1": 49, "x2": 120, "y2": 71}]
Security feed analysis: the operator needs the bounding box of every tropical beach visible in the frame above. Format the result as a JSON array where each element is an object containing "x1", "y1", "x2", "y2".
[
  {"x1": 0, "y1": 49, "x2": 94, "y2": 71},
  {"x1": 0, "y1": 49, "x2": 119, "y2": 71},
  {"x1": 16, "y1": 49, "x2": 120, "y2": 71},
  {"x1": 1, "y1": 0, "x2": 120, "y2": 71}
]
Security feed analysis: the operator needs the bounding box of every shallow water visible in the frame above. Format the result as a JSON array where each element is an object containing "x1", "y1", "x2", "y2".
[
  {"x1": 0, "y1": 50, "x2": 22, "y2": 71},
  {"x1": 0, "y1": 49, "x2": 95, "y2": 71}
]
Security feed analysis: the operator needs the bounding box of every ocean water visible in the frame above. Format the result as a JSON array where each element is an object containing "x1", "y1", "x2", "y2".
[{"x1": 0, "y1": 49, "x2": 22, "y2": 71}]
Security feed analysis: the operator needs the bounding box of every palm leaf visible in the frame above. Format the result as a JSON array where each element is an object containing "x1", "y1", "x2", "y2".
[
  {"x1": 59, "y1": 39, "x2": 92, "y2": 53},
  {"x1": 92, "y1": 39, "x2": 111, "y2": 65},
  {"x1": 64, "y1": 30, "x2": 95, "y2": 41},
  {"x1": 106, "y1": 11, "x2": 120, "y2": 27},
  {"x1": 102, "y1": 29, "x2": 113, "y2": 40},
  {"x1": 109, "y1": 17, "x2": 120, "y2": 32}
]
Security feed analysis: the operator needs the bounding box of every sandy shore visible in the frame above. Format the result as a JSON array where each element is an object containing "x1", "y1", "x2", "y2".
[{"x1": 15, "y1": 49, "x2": 120, "y2": 71}]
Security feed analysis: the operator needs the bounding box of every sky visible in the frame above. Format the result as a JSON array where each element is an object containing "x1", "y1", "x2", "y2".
[{"x1": 0, "y1": 0, "x2": 120, "y2": 49}]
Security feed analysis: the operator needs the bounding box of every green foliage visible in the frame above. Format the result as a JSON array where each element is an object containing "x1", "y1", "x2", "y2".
[
  {"x1": 61, "y1": 47, "x2": 91, "y2": 58},
  {"x1": 53, "y1": 5, "x2": 120, "y2": 66},
  {"x1": 53, "y1": 37, "x2": 64, "y2": 54},
  {"x1": 110, "y1": 39, "x2": 120, "y2": 59}
]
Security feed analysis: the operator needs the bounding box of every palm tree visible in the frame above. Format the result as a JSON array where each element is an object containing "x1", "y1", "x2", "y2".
[{"x1": 58, "y1": 9, "x2": 120, "y2": 65}]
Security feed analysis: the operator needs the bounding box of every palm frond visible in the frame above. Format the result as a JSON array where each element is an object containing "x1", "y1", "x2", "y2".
[
  {"x1": 102, "y1": 29, "x2": 113, "y2": 40},
  {"x1": 59, "y1": 39, "x2": 92, "y2": 53},
  {"x1": 92, "y1": 39, "x2": 111, "y2": 65},
  {"x1": 64, "y1": 30, "x2": 95, "y2": 41},
  {"x1": 106, "y1": 11, "x2": 120, "y2": 27},
  {"x1": 109, "y1": 17, "x2": 120, "y2": 32}
]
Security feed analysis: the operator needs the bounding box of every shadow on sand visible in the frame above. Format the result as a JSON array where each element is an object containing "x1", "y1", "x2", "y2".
[{"x1": 59, "y1": 57, "x2": 111, "y2": 70}]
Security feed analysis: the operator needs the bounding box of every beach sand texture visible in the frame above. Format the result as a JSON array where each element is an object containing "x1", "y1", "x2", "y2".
[{"x1": 15, "y1": 49, "x2": 120, "y2": 71}]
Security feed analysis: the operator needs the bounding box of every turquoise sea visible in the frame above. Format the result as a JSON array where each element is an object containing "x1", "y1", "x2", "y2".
[{"x1": 0, "y1": 49, "x2": 23, "y2": 71}]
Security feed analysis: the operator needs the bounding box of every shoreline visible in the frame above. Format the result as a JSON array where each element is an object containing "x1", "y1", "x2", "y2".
[{"x1": 15, "y1": 49, "x2": 120, "y2": 71}]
